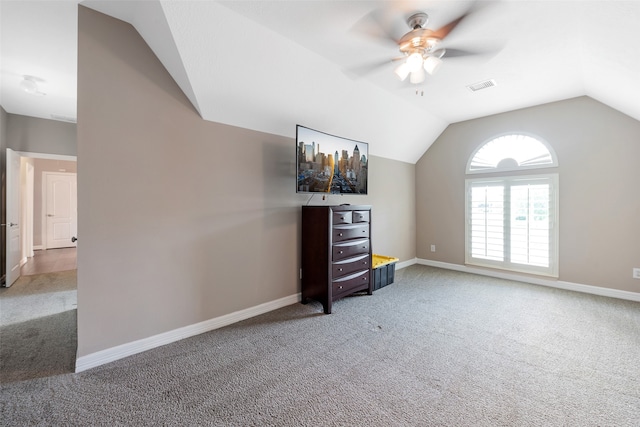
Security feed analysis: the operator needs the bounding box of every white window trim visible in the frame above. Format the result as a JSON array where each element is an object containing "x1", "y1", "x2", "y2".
[
  {"x1": 465, "y1": 173, "x2": 559, "y2": 278},
  {"x1": 466, "y1": 132, "x2": 559, "y2": 174}
]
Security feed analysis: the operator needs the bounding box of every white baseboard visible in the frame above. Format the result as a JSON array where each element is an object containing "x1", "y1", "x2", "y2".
[
  {"x1": 416, "y1": 258, "x2": 640, "y2": 302},
  {"x1": 395, "y1": 258, "x2": 418, "y2": 270},
  {"x1": 75, "y1": 293, "x2": 301, "y2": 373},
  {"x1": 33, "y1": 245, "x2": 44, "y2": 251},
  {"x1": 76, "y1": 260, "x2": 638, "y2": 373}
]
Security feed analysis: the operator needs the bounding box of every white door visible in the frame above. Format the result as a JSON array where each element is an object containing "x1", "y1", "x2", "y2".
[
  {"x1": 45, "y1": 172, "x2": 77, "y2": 249},
  {"x1": 5, "y1": 149, "x2": 21, "y2": 287}
]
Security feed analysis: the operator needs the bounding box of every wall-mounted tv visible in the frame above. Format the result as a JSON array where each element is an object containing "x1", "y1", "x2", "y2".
[{"x1": 296, "y1": 125, "x2": 368, "y2": 195}]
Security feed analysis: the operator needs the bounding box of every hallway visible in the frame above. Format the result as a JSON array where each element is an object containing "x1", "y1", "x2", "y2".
[{"x1": 21, "y1": 247, "x2": 77, "y2": 276}]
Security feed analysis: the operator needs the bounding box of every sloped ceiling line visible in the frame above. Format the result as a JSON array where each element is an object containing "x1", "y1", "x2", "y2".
[{"x1": 106, "y1": 0, "x2": 450, "y2": 163}]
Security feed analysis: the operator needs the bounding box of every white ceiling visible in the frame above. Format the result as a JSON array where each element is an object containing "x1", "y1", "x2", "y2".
[{"x1": 2, "y1": 0, "x2": 639, "y2": 163}]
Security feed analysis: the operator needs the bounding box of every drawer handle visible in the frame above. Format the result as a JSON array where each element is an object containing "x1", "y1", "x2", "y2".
[
  {"x1": 362, "y1": 277, "x2": 367, "y2": 280},
  {"x1": 339, "y1": 251, "x2": 344, "y2": 254},
  {"x1": 338, "y1": 268, "x2": 343, "y2": 271},
  {"x1": 340, "y1": 216, "x2": 344, "y2": 220},
  {"x1": 338, "y1": 233, "x2": 343, "y2": 236},
  {"x1": 362, "y1": 230, "x2": 366, "y2": 233},
  {"x1": 339, "y1": 285, "x2": 343, "y2": 289}
]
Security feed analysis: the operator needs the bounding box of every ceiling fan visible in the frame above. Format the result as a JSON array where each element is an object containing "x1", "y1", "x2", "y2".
[
  {"x1": 393, "y1": 12, "x2": 457, "y2": 84},
  {"x1": 353, "y1": 5, "x2": 490, "y2": 85}
]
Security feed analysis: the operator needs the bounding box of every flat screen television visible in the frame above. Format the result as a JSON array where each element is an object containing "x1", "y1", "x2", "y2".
[{"x1": 296, "y1": 125, "x2": 368, "y2": 195}]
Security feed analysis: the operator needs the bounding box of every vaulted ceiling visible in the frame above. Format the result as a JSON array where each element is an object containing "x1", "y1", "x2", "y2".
[{"x1": 2, "y1": 1, "x2": 639, "y2": 163}]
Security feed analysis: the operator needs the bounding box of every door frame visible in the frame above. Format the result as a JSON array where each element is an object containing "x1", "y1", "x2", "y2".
[
  {"x1": 7, "y1": 151, "x2": 77, "y2": 277},
  {"x1": 5, "y1": 149, "x2": 22, "y2": 287}
]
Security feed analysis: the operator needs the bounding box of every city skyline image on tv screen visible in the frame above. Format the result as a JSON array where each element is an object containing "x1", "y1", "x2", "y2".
[{"x1": 296, "y1": 125, "x2": 368, "y2": 195}]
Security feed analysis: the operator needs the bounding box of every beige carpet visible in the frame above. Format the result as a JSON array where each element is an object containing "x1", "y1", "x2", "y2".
[
  {"x1": 0, "y1": 270, "x2": 77, "y2": 325},
  {"x1": 1, "y1": 266, "x2": 638, "y2": 426}
]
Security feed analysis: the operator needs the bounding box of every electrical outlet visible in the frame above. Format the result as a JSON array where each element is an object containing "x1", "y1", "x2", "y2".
[
  {"x1": 430, "y1": 245, "x2": 436, "y2": 252},
  {"x1": 633, "y1": 268, "x2": 640, "y2": 280}
]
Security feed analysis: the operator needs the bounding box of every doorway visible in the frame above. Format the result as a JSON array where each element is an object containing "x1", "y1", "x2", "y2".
[
  {"x1": 5, "y1": 150, "x2": 78, "y2": 284},
  {"x1": 21, "y1": 153, "x2": 77, "y2": 262},
  {"x1": 12, "y1": 152, "x2": 78, "y2": 279},
  {"x1": 1, "y1": 150, "x2": 78, "y2": 381}
]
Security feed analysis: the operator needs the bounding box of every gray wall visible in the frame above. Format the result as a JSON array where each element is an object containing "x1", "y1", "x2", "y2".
[
  {"x1": 304, "y1": 154, "x2": 416, "y2": 264},
  {"x1": 6, "y1": 114, "x2": 76, "y2": 156},
  {"x1": 416, "y1": 96, "x2": 640, "y2": 293},
  {"x1": 77, "y1": 7, "x2": 415, "y2": 356}
]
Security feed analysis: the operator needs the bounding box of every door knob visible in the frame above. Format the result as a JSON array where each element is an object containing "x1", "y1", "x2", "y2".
[
  {"x1": 47, "y1": 214, "x2": 54, "y2": 217},
  {"x1": 71, "y1": 236, "x2": 78, "y2": 243}
]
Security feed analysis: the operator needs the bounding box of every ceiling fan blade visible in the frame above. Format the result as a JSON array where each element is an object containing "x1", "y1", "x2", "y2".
[
  {"x1": 441, "y1": 43, "x2": 504, "y2": 59},
  {"x1": 431, "y1": 15, "x2": 467, "y2": 40},
  {"x1": 345, "y1": 56, "x2": 404, "y2": 79},
  {"x1": 431, "y1": 1, "x2": 496, "y2": 41},
  {"x1": 350, "y1": 7, "x2": 405, "y2": 47},
  {"x1": 442, "y1": 48, "x2": 477, "y2": 58}
]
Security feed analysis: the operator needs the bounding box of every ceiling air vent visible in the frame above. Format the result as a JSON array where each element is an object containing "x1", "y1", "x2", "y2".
[{"x1": 466, "y1": 79, "x2": 497, "y2": 92}]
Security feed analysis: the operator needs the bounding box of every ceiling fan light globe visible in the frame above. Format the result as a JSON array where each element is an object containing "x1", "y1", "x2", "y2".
[
  {"x1": 427, "y1": 38, "x2": 439, "y2": 48},
  {"x1": 410, "y1": 68, "x2": 426, "y2": 84},
  {"x1": 394, "y1": 62, "x2": 411, "y2": 81},
  {"x1": 424, "y1": 55, "x2": 443, "y2": 75},
  {"x1": 406, "y1": 52, "x2": 424, "y2": 72}
]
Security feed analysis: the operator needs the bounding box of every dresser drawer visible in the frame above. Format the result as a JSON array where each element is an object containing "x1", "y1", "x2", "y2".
[
  {"x1": 332, "y1": 270, "x2": 370, "y2": 297},
  {"x1": 353, "y1": 210, "x2": 370, "y2": 223},
  {"x1": 332, "y1": 211, "x2": 352, "y2": 225},
  {"x1": 332, "y1": 254, "x2": 370, "y2": 279},
  {"x1": 332, "y1": 224, "x2": 369, "y2": 242},
  {"x1": 333, "y1": 239, "x2": 370, "y2": 261}
]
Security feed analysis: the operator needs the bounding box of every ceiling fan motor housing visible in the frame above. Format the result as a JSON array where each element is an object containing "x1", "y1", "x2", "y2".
[
  {"x1": 399, "y1": 28, "x2": 440, "y2": 55},
  {"x1": 407, "y1": 12, "x2": 428, "y2": 29},
  {"x1": 399, "y1": 12, "x2": 440, "y2": 56}
]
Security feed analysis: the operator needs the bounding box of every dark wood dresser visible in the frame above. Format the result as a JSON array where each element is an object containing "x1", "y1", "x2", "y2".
[{"x1": 301, "y1": 205, "x2": 373, "y2": 314}]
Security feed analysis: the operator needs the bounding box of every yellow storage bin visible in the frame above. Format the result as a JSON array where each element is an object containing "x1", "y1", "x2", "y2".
[
  {"x1": 372, "y1": 254, "x2": 399, "y2": 290},
  {"x1": 372, "y1": 254, "x2": 399, "y2": 268}
]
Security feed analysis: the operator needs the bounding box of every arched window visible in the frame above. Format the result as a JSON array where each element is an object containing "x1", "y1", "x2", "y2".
[
  {"x1": 465, "y1": 134, "x2": 559, "y2": 277},
  {"x1": 467, "y1": 133, "x2": 557, "y2": 174}
]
